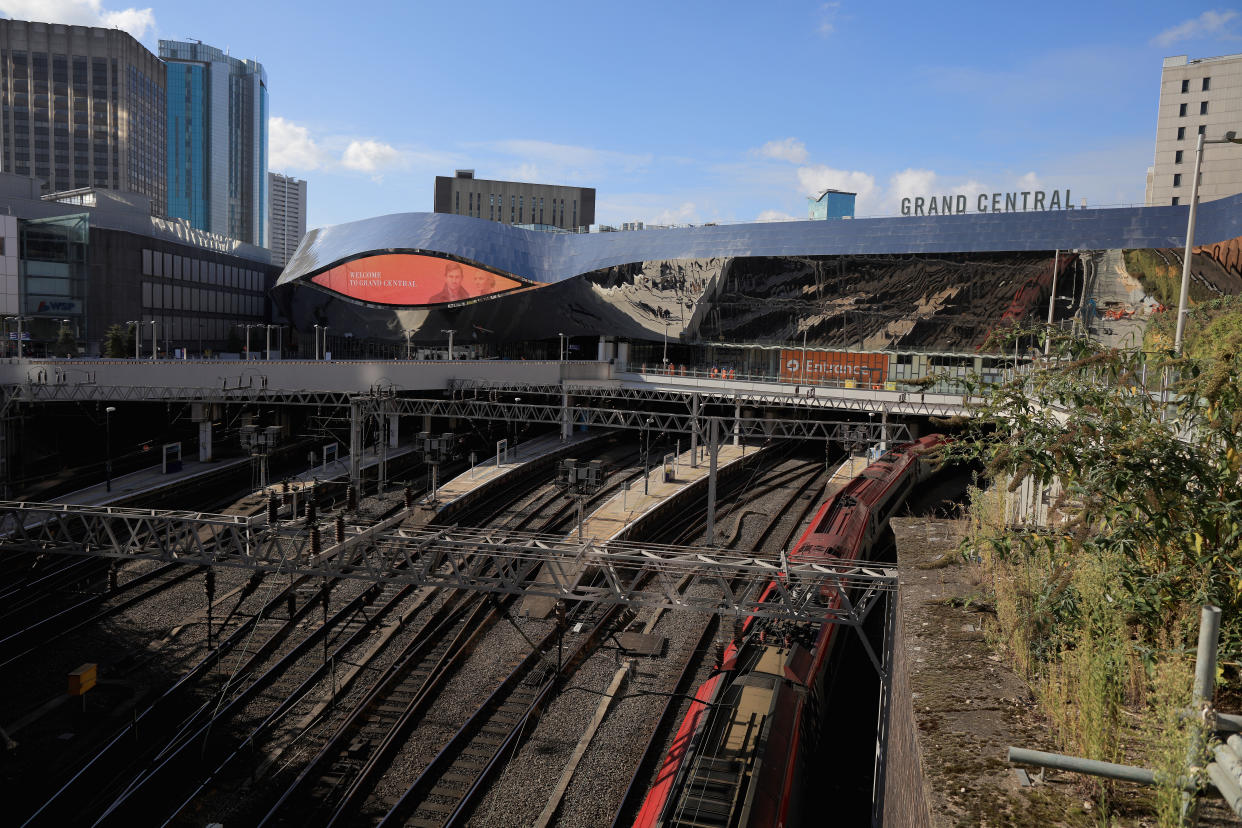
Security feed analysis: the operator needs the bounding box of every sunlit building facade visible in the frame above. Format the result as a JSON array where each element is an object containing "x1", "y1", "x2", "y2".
[
  {"x1": 0, "y1": 19, "x2": 166, "y2": 213},
  {"x1": 161, "y1": 40, "x2": 268, "y2": 246}
]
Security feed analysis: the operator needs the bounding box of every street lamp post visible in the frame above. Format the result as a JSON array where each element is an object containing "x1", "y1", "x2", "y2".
[
  {"x1": 662, "y1": 321, "x2": 669, "y2": 368},
  {"x1": 105, "y1": 406, "x2": 116, "y2": 492},
  {"x1": 150, "y1": 319, "x2": 158, "y2": 359},
  {"x1": 5, "y1": 316, "x2": 29, "y2": 358},
  {"x1": 1176, "y1": 130, "x2": 1242, "y2": 355},
  {"x1": 442, "y1": 329, "x2": 455, "y2": 361},
  {"x1": 126, "y1": 320, "x2": 140, "y2": 359},
  {"x1": 404, "y1": 330, "x2": 414, "y2": 360},
  {"x1": 313, "y1": 324, "x2": 321, "y2": 360},
  {"x1": 558, "y1": 332, "x2": 566, "y2": 362}
]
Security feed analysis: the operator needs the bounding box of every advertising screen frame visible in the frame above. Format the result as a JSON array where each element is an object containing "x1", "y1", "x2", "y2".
[{"x1": 303, "y1": 250, "x2": 538, "y2": 309}]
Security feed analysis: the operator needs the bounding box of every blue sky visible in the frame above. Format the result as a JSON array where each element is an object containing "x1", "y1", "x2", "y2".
[{"x1": 4, "y1": 1, "x2": 1242, "y2": 229}]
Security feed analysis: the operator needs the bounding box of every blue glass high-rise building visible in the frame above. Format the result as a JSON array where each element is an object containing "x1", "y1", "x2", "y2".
[{"x1": 160, "y1": 40, "x2": 267, "y2": 247}]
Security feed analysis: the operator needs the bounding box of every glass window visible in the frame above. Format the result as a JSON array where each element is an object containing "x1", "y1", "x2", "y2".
[
  {"x1": 1201, "y1": 101, "x2": 1209, "y2": 115},
  {"x1": 163, "y1": 252, "x2": 172, "y2": 277},
  {"x1": 1177, "y1": 126, "x2": 1185, "y2": 140},
  {"x1": 1176, "y1": 150, "x2": 1183, "y2": 164},
  {"x1": 142, "y1": 248, "x2": 152, "y2": 275},
  {"x1": 174, "y1": 255, "x2": 182, "y2": 279},
  {"x1": 163, "y1": 283, "x2": 172, "y2": 308},
  {"x1": 1181, "y1": 79, "x2": 1189, "y2": 93},
  {"x1": 1203, "y1": 77, "x2": 1211, "y2": 92},
  {"x1": 152, "y1": 250, "x2": 162, "y2": 276},
  {"x1": 1172, "y1": 197, "x2": 1179, "y2": 206},
  {"x1": 143, "y1": 281, "x2": 151, "y2": 306},
  {"x1": 1199, "y1": 124, "x2": 1206, "y2": 136},
  {"x1": 1173, "y1": 173, "x2": 1181, "y2": 187},
  {"x1": 1179, "y1": 103, "x2": 1187, "y2": 117}
]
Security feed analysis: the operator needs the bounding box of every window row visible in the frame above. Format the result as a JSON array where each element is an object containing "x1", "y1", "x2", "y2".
[
  {"x1": 1180, "y1": 77, "x2": 1211, "y2": 93},
  {"x1": 139, "y1": 314, "x2": 243, "y2": 342},
  {"x1": 142, "y1": 281, "x2": 264, "y2": 316},
  {"x1": 1176, "y1": 125, "x2": 1208, "y2": 140},
  {"x1": 1179, "y1": 102, "x2": 1210, "y2": 116},
  {"x1": 141, "y1": 248, "x2": 265, "y2": 291}
]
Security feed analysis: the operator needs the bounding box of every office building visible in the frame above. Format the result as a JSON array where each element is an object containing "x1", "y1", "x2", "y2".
[
  {"x1": 160, "y1": 40, "x2": 268, "y2": 247},
  {"x1": 0, "y1": 19, "x2": 166, "y2": 214},
  {"x1": 268, "y1": 172, "x2": 306, "y2": 267},
  {"x1": 808, "y1": 188, "x2": 856, "y2": 220},
  {"x1": 433, "y1": 170, "x2": 594, "y2": 231},
  {"x1": 1146, "y1": 53, "x2": 1242, "y2": 207},
  {"x1": 0, "y1": 172, "x2": 275, "y2": 356}
]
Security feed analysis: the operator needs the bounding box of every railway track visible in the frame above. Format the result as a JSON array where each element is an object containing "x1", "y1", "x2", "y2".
[{"x1": 48, "y1": 435, "x2": 626, "y2": 824}]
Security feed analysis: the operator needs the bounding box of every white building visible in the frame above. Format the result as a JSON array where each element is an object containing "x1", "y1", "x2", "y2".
[
  {"x1": 267, "y1": 172, "x2": 307, "y2": 268},
  {"x1": 1146, "y1": 53, "x2": 1242, "y2": 207}
]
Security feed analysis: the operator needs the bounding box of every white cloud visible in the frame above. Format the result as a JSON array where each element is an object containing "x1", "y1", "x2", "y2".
[
  {"x1": 341, "y1": 140, "x2": 408, "y2": 174},
  {"x1": 817, "y1": 2, "x2": 840, "y2": 37},
  {"x1": 757, "y1": 209, "x2": 798, "y2": 222},
  {"x1": 0, "y1": 0, "x2": 154, "y2": 38},
  {"x1": 796, "y1": 164, "x2": 880, "y2": 213},
  {"x1": 755, "y1": 138, "x2": 808, "y2": 164},
  {"x1": 269, "y1": 117, "x2": 329, "y2": 171},
  {"x1": 478, "y1": 139, "x2": 652, "y2": 184},
  {"x1": 1016, "y1": 171, "x2": 1041, "y2": 191},
  {"x1": 1154, "y1": 10, "x2": 1239, "y2": 47}
]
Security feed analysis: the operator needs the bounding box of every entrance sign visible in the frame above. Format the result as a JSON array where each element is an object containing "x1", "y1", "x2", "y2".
[
  {"x1": 779, "y1": 350, "x2": 887, "y2": 385},
  {"x1": 901, "y1": 189, "x2": 1074, "y2": 216}
]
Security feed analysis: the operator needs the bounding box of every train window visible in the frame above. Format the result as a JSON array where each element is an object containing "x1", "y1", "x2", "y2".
[{"x1": 895, "y1": 354, "x2": 914, "y2": 365}]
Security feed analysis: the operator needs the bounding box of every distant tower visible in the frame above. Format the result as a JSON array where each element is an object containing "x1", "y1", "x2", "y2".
[
  {"x1": 0, "y1": 19, "x2": 167, "y2": 213},
  {"x1": 267, "y1": 172, "x2": 307, "y2": 267},
  {"x1": 160, "y1": 40, "x2": 268, "y2": 246}
]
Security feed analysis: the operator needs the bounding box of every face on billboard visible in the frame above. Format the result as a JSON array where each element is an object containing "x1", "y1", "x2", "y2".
[{"x1": 309, "y1": 254, "x2": 526, "y2": 306}]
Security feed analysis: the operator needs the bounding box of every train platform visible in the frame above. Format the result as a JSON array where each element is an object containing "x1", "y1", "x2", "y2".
[
  {"x1": 522, "y1": 442, "x2": 754, "y2": 618},
  {"x1": 426, "y1": 431, "x2": 600, "y2": 510},
  {"x1": 278, "y1": 441, "x2": 418, "y2": 487},
  {"x1": 50, "y1": 456, "x2": 250, "y2": 507}
]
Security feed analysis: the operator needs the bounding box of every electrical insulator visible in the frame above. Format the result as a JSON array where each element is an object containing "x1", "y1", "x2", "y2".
[
  {"x1": 335, "y1": 513, "x2": 345, "y2": 543},
  {"x1": 346, "y1": 485, "x2": 357, "y2": 511},
  {"x1": 205, "y1": 568, "x2": 216, "y2": 599},
  {"x1": 554, "y1": 600, "x2": 567, "y2": 630},
  {"x1": 310, "y1": 526, "x2": 321, "y2": 557},
  {"x1": 267, "y1": 493, "x2": 279, "y2": 524},
  {"x1": 404, "y1": 485, "x2": 414, "y2": 509},
  {"x1": 305, "y1": 499, "x2": 316, "y2": 524}
]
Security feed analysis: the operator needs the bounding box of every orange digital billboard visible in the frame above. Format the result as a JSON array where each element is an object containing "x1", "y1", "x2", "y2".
[
  {"x1": 309, "y1": 254, "x2": 527, "y2": 306},
  {"x1": 779, "y1": 349, "x2": 888, "y2": 385}
]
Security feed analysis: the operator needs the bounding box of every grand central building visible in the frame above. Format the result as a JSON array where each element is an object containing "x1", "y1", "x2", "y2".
[{"x1": 273, "y1": 197, "x2": 1242, "y2": 365}]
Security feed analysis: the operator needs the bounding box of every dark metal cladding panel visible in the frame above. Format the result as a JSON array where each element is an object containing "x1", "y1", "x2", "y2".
[
  {"x1": 433, "y1": 176, "x2": 453, "y2": 214},
  {"x1": 580, "y1": 188, "x2": 596, "y2": 228}
]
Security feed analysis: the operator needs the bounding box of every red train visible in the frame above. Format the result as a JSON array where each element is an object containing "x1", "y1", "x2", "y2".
[{"x1": 633, "y1": 434, "x2": 945, "y2": 828}]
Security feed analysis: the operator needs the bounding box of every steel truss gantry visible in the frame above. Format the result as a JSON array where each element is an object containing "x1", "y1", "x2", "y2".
[{"x1": 0, "y1": 501, "x2": 895, "y2": 626}]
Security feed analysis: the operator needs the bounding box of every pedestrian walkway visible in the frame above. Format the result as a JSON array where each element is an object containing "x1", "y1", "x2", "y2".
[
  {"x1": 1091, "y1": 249, "x2": 1152, "y2": 350},
  {"x1": 52, "y1": 457, "x2": 249, "y2": 507},
  {"x1": 522, "y1": 442, "x2": 756, "y2": 618}
]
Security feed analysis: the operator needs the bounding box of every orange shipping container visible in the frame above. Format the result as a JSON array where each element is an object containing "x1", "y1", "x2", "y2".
[{"x1": 779, "y1": 350, "x2": 888, "y2": 385}]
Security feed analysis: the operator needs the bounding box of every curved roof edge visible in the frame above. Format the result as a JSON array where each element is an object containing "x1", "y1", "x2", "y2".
[{"x1": 277, "y1": 195, "x2": 1242, "y2": 288}]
